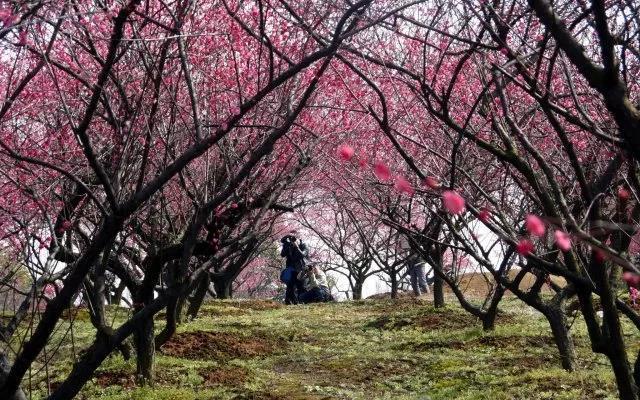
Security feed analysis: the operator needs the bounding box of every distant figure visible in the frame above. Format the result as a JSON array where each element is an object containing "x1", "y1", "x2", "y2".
[
  {"x1": 298, "y1": 264, "x2": 333, "y2": 303},
  {"x1": 407, "y1": 248, "x2": 429, "y2": 296},
  {"x1": 280, "y1": 234, "x2": 308, "y2": 304}
]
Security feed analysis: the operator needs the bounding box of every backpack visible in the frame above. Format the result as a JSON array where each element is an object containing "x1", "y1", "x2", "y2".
[{"x1": 280, "y1": 267, "x2": 294, "y2": 284}]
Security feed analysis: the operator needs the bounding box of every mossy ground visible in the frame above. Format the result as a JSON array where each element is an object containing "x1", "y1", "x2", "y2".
[{"x1": 26, "y1": 296, "x2": 638, "y2": 399}]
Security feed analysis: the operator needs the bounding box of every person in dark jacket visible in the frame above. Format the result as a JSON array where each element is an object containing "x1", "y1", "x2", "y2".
[
  {"x1": 407, "y1": 249, "x2": 429, "y2": 296},
  {"x1": 280, "y1": 234, "x2": 308, "y2": 304}
]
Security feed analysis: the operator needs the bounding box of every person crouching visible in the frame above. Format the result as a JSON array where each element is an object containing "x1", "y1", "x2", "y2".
[{"x1": 298, "y1": 264, "x2": 333, "y2": 303}]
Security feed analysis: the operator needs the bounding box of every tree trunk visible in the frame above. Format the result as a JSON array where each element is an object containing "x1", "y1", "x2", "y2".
[
  {"x1": 86, "y1": 268, "x2": 132, "y2": 360},
  {"x1": 186, "y1": 273, "x2": 210, "y2": 320},
  {"x1": 0, "y1": 354, "x2": 26, "y2": 400},
  {"x1": 482, "y1": 285, "x2": 506, "y2": 331},
  {"x1": 111, "y1": 280, "x2": 127, "y2": 305},
  {"x1": 433, "y1": 274, "x2": 445, "y2": 308},
  {"x1": 545, "y1": 306, "x2": 577, "y2": 371},
  {"x1": 603, "y1": 323, "x2": 639, "y2": 400},
  {"x1": 154, "y1": 296, "x2": 178, "y2": 349},
  {"x1": 133, "y1": 315, "x2": 155, "y2": 385},
  {"x1": 600, "y1": 279, "x2": 639, "y2": 399},
  {"x1": 606, "y1": 340, "x2": 638, "y2": 400},
  {"x1": 132, "y1": 258, "x2": 163, "y2": 387},
  {"x1": 175, "y1": 294, "x2": 187, "y2": 325},
  {"x1": 352, "y1": 280, "x2": 363, "y2": 300},
  {"x1": 212, "y1": 275, "x2": 232, "y2": 299},
  {"x1": 390, "y1": 273, "x2": 398, "y2": 299}
]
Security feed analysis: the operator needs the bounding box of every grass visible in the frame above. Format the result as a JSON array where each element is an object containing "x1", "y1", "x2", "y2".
[{"x1": 22, "y1": 296, "x2": 636, "y2": 399}]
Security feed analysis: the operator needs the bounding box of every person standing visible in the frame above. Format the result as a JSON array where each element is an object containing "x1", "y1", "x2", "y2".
[
  {"x1": 280, "y1": 234, "x2": 308, "y2": 304},
  {"x1": 407, "y1": 248, "x2": 429, "y2": 296}
]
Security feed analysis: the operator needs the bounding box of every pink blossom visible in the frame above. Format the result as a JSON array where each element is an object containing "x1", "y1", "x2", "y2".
[
  {"x1": 478, "y1": 207, "x2": 491, "y2": 223},
  {"x1": 337, "y1": 144, "x2": 355, "y2": 161},
  {"x1": 516, "y1": 239, "x2": 534, "y2": 256},
  {"x1": 373, "y1": 161, "x2": 391, "y2": 181},
  {"x1": 358, "y1": 158, "x2": 367, "y2": 168},
  {"x1": 623, "y1": 272, "x2": 640, "y2": 288},
  {"x1": 0, "y1": 8, "x2": 16, "y2": 27},
  {"x1": 442, "y1": 190, "x2": 465, "y2": 215},
  {"x1": 422, "y1": 176, "x2": 440, "y2": 189},
  {"x1": 618, "y1": 187, "x2": 631, "y2": 201},
  {"x1": 500, "y1": 47, "x2": 509, "y2": 55},
  {"x1": 593, "y1": 248, "x2": 607, "y2": 263},
  {"x1": 554, "y1": 230, "x2": 571, "y2": 252},
  {"x1": 525, "y1": 214, "x2": 545, "y2": 237},
  {"x1": 394, "y1": 176, "x2": 414, "y2": 196}
]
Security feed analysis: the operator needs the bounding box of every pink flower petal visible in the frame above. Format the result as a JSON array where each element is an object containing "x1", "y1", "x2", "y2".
[
  {"x1": 478, "y1": 207, "x2": 491, "y2": 223},
  {"x1": 394, "y1": 176, "x2": 414, "y2": 196},
  {"x1": 554, "y1": 230, "x2": 571, "y2": 252},
  {"x1": 442, "y1": 190, "x2": 465, "y2": 215},
  {"x1": 373, "y1": 161, "x2": 391, "y2": 181},
  {"x1": 525, "y1": 214, "x2": 546, "y2": 237},
  {"x1": 623, "y1": 272, "x2": 640, "y2": 288},
  {"x1": 618, "y1": 187, "x2": 631, "y2": 201},
  {"x1": 516, "y1": 239, "x2": 534, "y2": 256},
  {"x1": 422, "y1": 176, "x2": 440, "y2": 189},
  {"x1": 337, "y1": 144, "x2": 355, "y2": 162}
]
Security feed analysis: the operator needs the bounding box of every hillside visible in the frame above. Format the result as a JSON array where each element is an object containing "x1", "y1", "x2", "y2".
[
  {"x1": 452, "y1": 269, "x2": 567, "y2": 296},
  {"x1": 34, "y1": 297, "x2": 634, "y2": 399}
]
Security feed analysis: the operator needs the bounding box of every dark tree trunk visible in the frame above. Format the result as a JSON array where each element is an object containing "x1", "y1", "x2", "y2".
[
  {"x1": 545, "y1": 306, "x2": 577, "y2": 371},
  {"x1": 212, "y1": 275, "x2": 232, "y2": 299},
  {"x1": 605, "y1": 333, "x2": 638, "y2": 400},
  {"x1": 155, "y1": 296, "x2": 178, "y2": 349},
  {"x1": 390, "y1": 273, "x2": 398, "y2": 299},
  {"x1": 175, "y1": 294, "x2": 187, "y2": 325},
  {"x1": 433, "y1": 273, "x2": 445, "y2": 308},
  {"x1": 482, "y1": 285, "x2": 506, "y2": 331},
  {"x1": 111, "y1": 280, "x2": 127, "y2": 305},
  {"x1": 49, "y1": 286, "x2": 175, "y2": 400},
  {"x1": 0, "y1": 353, "x2": 26, "y2": 400},
  {"x1": 352, "y1": 279, "x2": 364, "y2": 300},
  {"x1": 599, "y1": 280, "x2": 639, "y2": 399},
  {"x1": 85, "y1": 244, "x2": 133, "y2": 361},
  {"x1": 132, "y1": 258, "x2": 165, "y2": 386},
  {"x1": 155, "y1": 258, "x2": 182, "y2": 350},
  {"x1": 186, "y1": 273, "x2": 211, "y2": 320},
  {"x1": 133, "y1": 315, "x2": 155, "y2": 385}
]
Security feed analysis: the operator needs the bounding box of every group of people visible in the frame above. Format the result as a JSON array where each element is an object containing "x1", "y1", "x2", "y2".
[
  {"x1": 279, "y1": 234, "x2": 334, "y2": 304},
  {"x1": 279, "y1": 233, "x2": 433, "y2": 303}
]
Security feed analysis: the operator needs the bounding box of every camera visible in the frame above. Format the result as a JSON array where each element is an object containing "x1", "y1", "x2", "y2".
[{"x1": 281, "y1": 235, "x2": 297, "y2": 243}]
